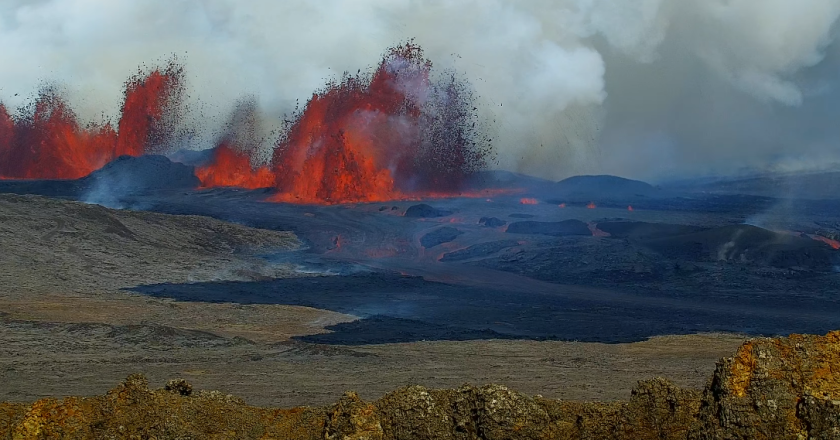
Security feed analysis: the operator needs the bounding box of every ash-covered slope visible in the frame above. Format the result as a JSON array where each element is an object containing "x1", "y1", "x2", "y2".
[
  {"x1": 2, "y1": 331, "x2": 838, "y2": 439},
  {"x1": 0, "y1": 193, "x2": 299, "y2": 296}
]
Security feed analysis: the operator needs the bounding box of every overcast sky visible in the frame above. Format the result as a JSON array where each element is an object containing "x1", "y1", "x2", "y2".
[{"x1": 1, "y1": 0, "x2": 839, "y2": 181}]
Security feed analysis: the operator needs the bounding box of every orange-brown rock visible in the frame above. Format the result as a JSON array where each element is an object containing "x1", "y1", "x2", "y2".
[
  {"x1": 691, "y1": 331, "x2": 840, "y2": 439},
  {"x1": 1, "y1": 331, "x2": 838, "y2": 439}
]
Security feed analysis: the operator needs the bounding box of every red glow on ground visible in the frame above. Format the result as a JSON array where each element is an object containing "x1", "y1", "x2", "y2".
[
  {"x1": 628, "y1": 205, "x2": 634, "y2": 211},
  {"x1": 195, "y1": 144, "x2": 274, "y2": 189},
  {"x1": 326, "y1": 234, "x2": 345, "y2": 253},
  {"x1": 810, "y1": 235, "x2": 840, "y2": 250},
  {"x1": 520, "y1": 198, "x2": 538, "y2": 205},
  {"x1": 558, "y1": 203, "x2": 566, "y2": 208},
  {"x1": 587, "y1": 202, "x2": 597, "y2": 209}
]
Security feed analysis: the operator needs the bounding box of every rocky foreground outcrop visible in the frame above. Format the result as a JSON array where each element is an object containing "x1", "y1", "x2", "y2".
[{"x1": 2, "y1": 331, "x2": 838, "y2": 439}]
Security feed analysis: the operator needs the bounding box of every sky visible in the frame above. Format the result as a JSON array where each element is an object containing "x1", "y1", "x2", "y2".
[{"x1": 1, "y1": 0, "x2": 839, "y2": 182}]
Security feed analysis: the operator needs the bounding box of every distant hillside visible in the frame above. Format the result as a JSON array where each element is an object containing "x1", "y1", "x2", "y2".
[{"x1": 667, "y1": 171, "x2": 840, "y2": 200}]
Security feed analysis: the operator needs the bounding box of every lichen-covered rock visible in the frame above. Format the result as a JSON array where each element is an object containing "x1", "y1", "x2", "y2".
[
  {"x1": 1, "y1": 331, "x2": 839, "y2": 439},
  {"x1": 690, "y1": 331, "x2": 840, "y2": 440},
  {"x1": 326, "y1": 391, "x2": 384, "y2": 440},
  {"x1": 6, "y1": 374, "x2": 326, "y2": 439}
]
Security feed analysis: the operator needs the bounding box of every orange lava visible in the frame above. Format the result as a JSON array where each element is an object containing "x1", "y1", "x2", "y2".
[
  {"x1": 0, "y1": 91, "x2": 117, "y2": 179},
  {"x1": 0, "y1": 63, "x2": 182, "y2": 180},
  {"x1": 810, "y1": 235, "x2": 840, "y2": 250},
  {"x1": 267, "y1": 45, "x2": 428, "y2": 205},
  {"x1": 200, "y1": 42, "x2": 492, "y2": 205},
  {"x1": 195, "y1": 144, "x2": 274, "y2": 189},
  {"x1": 520, "y1": 198, "x2": 538, "y2": 205},
  {"x1": 116, "y1": 62, "x2": 183, "y2": 156},
  {"x1": 587, "y1": 202, "x2": 597, "y2": 209}
]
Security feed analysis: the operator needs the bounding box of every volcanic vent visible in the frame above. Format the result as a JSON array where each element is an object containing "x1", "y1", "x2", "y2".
[
  {"x1": 0, "y1": 61, "x2": 184, "y2": 180},
  {"x1": 197, "y1": 42, "x2": 494, "y2": 204},
  {"x1": 0, "y1": 44, "x2": 492, "y2": 205}
]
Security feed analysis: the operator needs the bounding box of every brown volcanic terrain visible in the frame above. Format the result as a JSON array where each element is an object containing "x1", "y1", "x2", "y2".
[
  {"x1": 0, "y1": 194, "x2": 747, "y2": 410},
  {"x1": 2, "y1": 331, "x2": 838, "y2": 439},
  {"x1": 0, "y1": 193, "x2": 355, "y2": 342}
]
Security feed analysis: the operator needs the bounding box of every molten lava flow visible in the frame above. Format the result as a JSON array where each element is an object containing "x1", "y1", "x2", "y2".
[
  {"x1": 810, "y1": 235, "x2": 840, "y2": 250},
  {"x1": 558, "y1": 203, "x2": 566, "y2": 208},
  {"x1": 628, "y1": 205, "x2": 634, "y2": 211},
  {"x1": 520, "y1": 198, "x2": 538, "y2": 205},
  {"x1": 587, "y1": 202, "x2": 597, "y2": 209},
  {"x1": 195, "y1": 144, "x2": 274, "y2": 189},
  {"x1": 0, "y1": 62, "x2": 184, "y2": 180}
]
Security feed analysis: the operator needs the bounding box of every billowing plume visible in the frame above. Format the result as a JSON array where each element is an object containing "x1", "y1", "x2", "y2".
[{"x1": 1, "y1": 0, "x2": 839, "y2": 181}]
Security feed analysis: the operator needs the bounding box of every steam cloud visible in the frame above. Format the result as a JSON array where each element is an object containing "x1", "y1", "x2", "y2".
[{"x1": 1, "y1": 0, "x2": 839, "y2": 181}]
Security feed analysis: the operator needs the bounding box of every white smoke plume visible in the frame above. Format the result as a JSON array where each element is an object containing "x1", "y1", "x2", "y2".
[{"x1": 1, "y1": 0, "x2": 839, "y2": 181}]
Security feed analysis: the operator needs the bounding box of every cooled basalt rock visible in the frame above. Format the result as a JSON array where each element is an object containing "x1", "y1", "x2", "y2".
[
  {"x1": 420, "y1": 226, "x2": 463, "y2": 248},
  {"x1": 2, "y1": 331, "x2": 839, "y2": 439},
  {"x1": 404, "y1": 204, "x2": 453, "y2": 218},
  {"x1": 506, "y1": 219, "x2": 591, "y2": 237},
  {"x1": 478, "y1": 216, "x2": 506, "y2": 227}
]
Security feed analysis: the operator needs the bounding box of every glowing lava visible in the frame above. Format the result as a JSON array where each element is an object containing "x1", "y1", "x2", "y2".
[
  {"x1": 200, "y1": 42, "x2": 492, "y2": 205},
  {"x1": 810, "y1": 235, "x2": 840, "y2": 250},
  {"x1": 195, "y1": 144, "x2": 274, "y2": 189},
  {"x1": 0, "y1": 89, "x2": 117, "y2": 179},
  {"x1": 116, "y1": 61, "x2": 184, "y2": 156},
  {"x1": 520, "y1": 198, "x2": 538, "y2": 205},
  {"x1": 0, "y1": 63, "x2": 183, "y2": 180},
  {"x1": 587, "y1": 202, "x2": 597, "y2": 209}
]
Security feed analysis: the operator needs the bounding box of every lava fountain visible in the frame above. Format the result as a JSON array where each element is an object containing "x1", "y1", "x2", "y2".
[
  {"x1": 199, "y1": 42, "x2": 494, "y2": 204},
  {"x1": 195, "y1": 99, "x2": 274, "y2": 189},
  {"x1": 0, "y1": 63, "x2": 184, "y2": 180}
]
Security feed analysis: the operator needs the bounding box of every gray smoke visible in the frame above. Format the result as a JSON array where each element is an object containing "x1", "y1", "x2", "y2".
[{"x1": 1, "y1": 0, "x2": 839, "y2": 182}]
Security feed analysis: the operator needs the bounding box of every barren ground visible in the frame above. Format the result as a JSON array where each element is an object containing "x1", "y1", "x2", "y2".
[{"x1": 0, "y1": 194, "x2": 746, "y2": 407}]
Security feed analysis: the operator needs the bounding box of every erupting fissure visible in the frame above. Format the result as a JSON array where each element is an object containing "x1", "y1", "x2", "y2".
[
  {"x1": 0, "y1": 44, "x2": 492, "y2": 204},
  {"x1": 200, "y1": 42, "x2": 493, "y2": 204},
  {"x1": 0, "y1": 62, "x2": 184, "y2": 180}
]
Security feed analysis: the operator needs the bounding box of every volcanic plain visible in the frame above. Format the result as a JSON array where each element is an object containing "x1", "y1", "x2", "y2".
[{"x1": 3, "y1": 162, "x2": 840, "y2": 409}]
